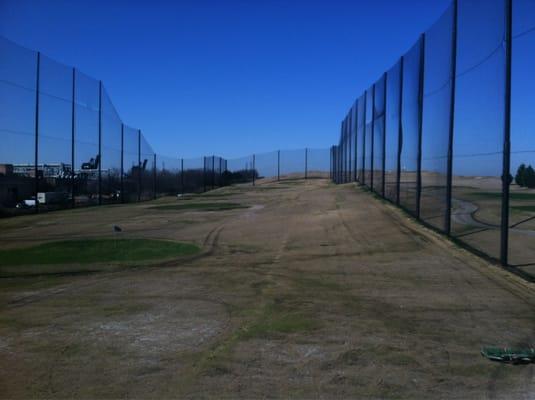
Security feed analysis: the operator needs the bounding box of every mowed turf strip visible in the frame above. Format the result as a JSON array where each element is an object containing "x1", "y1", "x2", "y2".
[
  {"x1": 151, "y1": 202, "x2": 248, "y2": 211},
  {"x1": 0, "y1": 239, "x2": 200, "y2": 266}
]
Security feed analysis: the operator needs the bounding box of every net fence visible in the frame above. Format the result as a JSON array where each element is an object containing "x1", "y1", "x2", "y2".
[
  {"x1": 331, "y1": 0, "x2": 534, "y2": 281},
  {"x1": 0, "y1": 35, "x2": 331, "y2": 217}
]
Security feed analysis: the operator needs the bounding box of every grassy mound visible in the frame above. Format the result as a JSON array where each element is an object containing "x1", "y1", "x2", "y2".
[
  {"x1": 151, "y1": 202, "x2": 248, "y2": 211},
  {"x1": 0, "y1": 239, "x2": 200, "y2": 266}
]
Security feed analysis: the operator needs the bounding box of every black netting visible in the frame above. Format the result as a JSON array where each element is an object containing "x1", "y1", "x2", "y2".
[
  {"x1": 373, "y1": 75, "x2": 386, "y2": 196},
  {"x1": 351, "y1": 102, "x2": 358, "y2": 181},
  {"x1": 226, "y1": 156, "x2": 255, "y2": 185},
  {"x1": 123, "y1": 126, "x2": 139, "y2": 202},
  {"x1": 101, "y1": 86, "x2": 122, "y2": 204},
  {"x1": 347, "y1": 111, "x2": 353, "y2": 182},
  {"x1": 385, "y1": 61, "x2": 402, "y2": 203},
  {"x1": 37, "y1": 55, "x2": 73, "y2": 211},
  {"x1": 509, "y1": 0, "x2": 535, "y2": 277},
  {"x1": 307, "y1": 148, "x2": 330, "y2": 179},
  {"x1": 364, "y1": 88, "x2": 373, "y2": 187},
  {"x1": 182, "y1": 157, "x2": 205, "y2": 193},
  {"x1": 0, "y1": 37, "x2": 37, "y2": 214},
  {"x1": 357, "y1": 94, "x2": 366, "y2": 183},
  {"x1": 74, "y1": 71, "x2": 100, "y2": 207},
  {"x1": 451, "y1": 0, "x2": 505, "y2": 260},
  {"x1": 140, "y1": 133, "x2": 155, "y2": 200},
  {"x1": 341, "y1": 118, "x2": 347, "y2": 183},
  {"x1": 156, "y1": 155, "x2": 181, "y2": 196},
  {"x1": 254, "y1": 151, "x2": 278, "y2": 182},
  {"x1": 399, "y1": 38, "x2": 423, "y2": 215},
  {"x1": 280, "y1": 149, "x2": 307, "y2": 180},
  {"x1": 421, "y1": 5, "x2": 454, "y2": 231}
]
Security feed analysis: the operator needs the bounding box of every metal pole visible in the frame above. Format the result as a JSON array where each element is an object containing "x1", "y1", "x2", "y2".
[
  {"x1": 370, "y1": 84, "x2": 376, "y2": 192},
  {"x1": 347, "y1": 114, "x2": 351, "y2": 182},
  {"x1": 153, "y1": 153, "x2": 157, "y2": 200},
  {"x1": 354, "y1": 103, "x2": 358, "y2": 182},
  {"x1": 445, "y1": 0, "x2": 458, "y2": 235},
  {"x1": 501, "y1": 0, "x2": 512, "y2": 266},
  {"x1": 338, "y1": 120, "x2": 344, "y2": 183},
  {"x1": 252, "y1": 154, "x2": 256, "y2": 186},
  {"x1": 329, "y1": 147, "x2": 332, "y2": 180},
  {"x1": 212, "y1": 155, "x2": 215, "y2": 190},
  {"x1": 71, "y1": 67, "x2": 76, "y2": 208},
  {"x1": 98, "y1": 81, "x2": 103, "y2": 205},
  {"x1": 180, "y1": 158, "x2": 184, "y2": 194},
  {"x1": 138, "y1": 129, "x2": 141, "y2": 201},
  {"x1": 34, "y1": 52, "x2": 40, "y2": 213},
  {"x1": 396, "y1": 57, "x2": 404, "y2": 206},
  {"x1": 416, "y1": 34, "x2": 426, "y2": 219},
  {"x1": 120, "y1": 124, "x2": 124, "y2": 203},
  {"x1": 219, "y1": 157, "x2": 222, "y2": 187},
  {"x1": 382, "y1": 72, "x2": 387, "y2": 197},
  {"x1": 277, "y1": 150, "x2": 280, "y2": 181},
  {"x1": 362, "y1": 92, "x2": 367, "y2": 186},
  {"x1": 203, "y1": 156, "x2": 207, "y2": 192},
  {"x1": 344, "y1": 116, "x2": 351, "y2": 183},
  {"x1": 305, "y1": 148, "x2": 308, "y2": 179}
]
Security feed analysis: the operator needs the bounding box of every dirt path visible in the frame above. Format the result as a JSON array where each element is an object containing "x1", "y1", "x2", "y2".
[{"x1": 0, "y1": 179, "x2": 533, "y2": 399}]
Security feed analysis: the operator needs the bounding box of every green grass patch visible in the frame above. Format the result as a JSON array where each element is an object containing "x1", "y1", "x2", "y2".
[
  {"x1": 511, "y1": 205, "x2": 535, "y2": 212},
  {"x1": 240, "y1": 303, "x2": 320, "y2": 339},
  {"x1": 468, "y1": 192, "x2": 535, "y2": 201},
  {"x1": 151, "y1": 202, "x2": 248, "y2": 211},
  {"x1": 0, "y1": 238, "x2": 200, "y2": 267}
]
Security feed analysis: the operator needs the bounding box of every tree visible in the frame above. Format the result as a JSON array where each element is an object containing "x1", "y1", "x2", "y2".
[
  {"x1": 515, "y1": 163, "x2": 526, "y2": 187},
  {"x1": 524, "y1": 165, "x2": 535, "y2": 189}
]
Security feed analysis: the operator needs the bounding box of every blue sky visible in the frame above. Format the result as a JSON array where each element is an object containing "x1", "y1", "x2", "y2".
[{"x1": 0, "y1": 0, "x2": 452, "y2": 159}]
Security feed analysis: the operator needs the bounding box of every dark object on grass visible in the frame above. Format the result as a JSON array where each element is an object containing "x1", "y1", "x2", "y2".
[
  {"x1": 113, "y1": 225, "x2": 122, "y2": 233},
  {"x1": 481, "y1": 347, "x2": 535, "y2": 364}
]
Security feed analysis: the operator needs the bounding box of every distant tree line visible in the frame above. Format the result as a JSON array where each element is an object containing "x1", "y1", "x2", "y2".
[{"x1": 515, "y1": 164, "x2": 535, "y2": 188}]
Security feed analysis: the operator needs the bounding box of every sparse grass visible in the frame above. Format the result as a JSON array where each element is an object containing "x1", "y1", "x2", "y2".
[
  {"x1": 0, "y1": 238, "x2": 200, "y2": 267},
  {"x1": 151, "y1": 202, "x2": 248, "y2": 211}
]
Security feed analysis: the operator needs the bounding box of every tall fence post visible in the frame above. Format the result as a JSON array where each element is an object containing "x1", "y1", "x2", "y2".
[
  {"x1": 305, "y1": 148, "x2": 308, "y2": 179},
  {"x1": 416, "y1": 34, "x2": 425, "y2": 219},
  {"x1": 396, "y1": 56, "x2": 404, "y2": 206},
  {"x1": 34, "y1": 52, "x2": 41, "y2": 213},
  {"x1": 137, "y1": 129, "x2": 141, "y2": 201},
  {"x1": 98, "y1": 80, "x2": 103, "y2": 206},
  {"x1": 501, "y1": 0, "x2": 512, "y2": 266},
  {"x1": 71, "y1": 67, "x2": 76, "y2": 208},
  {"x1": 203, "y1": 156, "x2": 207, "y2": 192},
  {"x1": 180, "y1": 158, "x2": 184, "y2": 194},
  {"x1": 329, "y1": 147, "x2": 332, "y2": 180},
  {"x1": 382, "y1": 72, "x2": 387, "y2": 197},
  {"x1": 277, "y1": 150, "x2": 280, "y2": 181},
  {"x1": 342, "y1": 120, "x2": 345, "y2": 184},
  {"x1": 354, "y1": 104, "x2": 358, "y2": 182},
  {"x1": 370, "y1": 84, "x2": 376, "y2": 192},
  {"x1": 211, "y1": 155, "x2": 215, "y2": 190},
  {"x1": 252, "y1": 154, "x2": 256, "y2": 186},
  {"x1": 347, "y1": 113, "x2": 351, "y2": 182},
  {"x1": 120, "y1": 124, "x2": 124, "y2": 203},
  {"x1": 219, "y1": 157, "x2": 222, "y2": 187},
  {"x1": 445, "y1": 0, "x2": 458, "y2": 235},
  {"x1": 361, "y1": 94, "x2": 366, "y2": 186},
  {"x1": 153, "y1": 153, "x2": 157, "y2": 200}
]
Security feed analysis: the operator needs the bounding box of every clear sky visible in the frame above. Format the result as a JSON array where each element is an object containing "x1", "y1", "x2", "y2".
[{"x1": 0, "y1": 0, "x2": 453, "y2": 159}]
